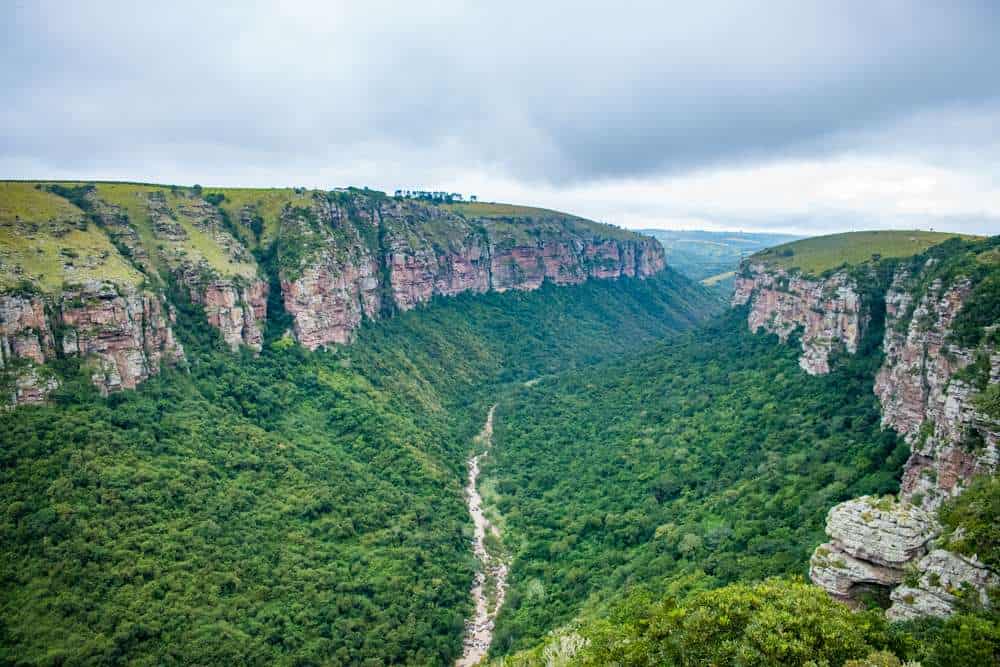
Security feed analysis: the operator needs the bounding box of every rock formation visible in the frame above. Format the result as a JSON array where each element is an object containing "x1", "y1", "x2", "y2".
[
  {"x1": 87, "y1": 186, "x2": 270, "y2": 351},
  {"x1": 809, "y1": 496, "x2": 936, "y2": 603},
  {"x1": 730, "y1": 251, "x2": 998, "y2": 618},
  {"x1": 187, "y1": 280, "x2": 267, "y2": 351},
  {"x1": 874, "y1": 271, "x2": 999, "y2": 509},
  {"x1": 278, "y1": 193, "x2": 666, "y2": 349},
  {"x1": 888, "y1": 549, "x2": 999, "y2": 621},
  {"x1": 731, "y1": 263, "x2": 866, "y2": 374},
  {"x1": 734, "y1": 246, "x2": 999, "y2": 620},
  {"x1": 2, "y1": 182, "x2": 666, "y2": 401},
  {"x1": 1, "y1": 282, "x2": 185, "y2": 405}
]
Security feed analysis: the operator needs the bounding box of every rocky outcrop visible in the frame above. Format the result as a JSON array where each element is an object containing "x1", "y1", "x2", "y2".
[
  {"x1": 188, "y1": 280, "x2": 267, "y2": 351},
  {"x1": 0, "y1": 294, "x2": 55, "y2": 367},
  {"x1": 809, "y1": 496, "x2": 936, "y2": 604},
  {"x1": 6, "y1": 183, "x2": 666, "y2": 394},
  {"x1": 1, "y1": 282, "x2": 185, "y2": 405},
  {"x1": 87, "y1": 187, "x2": 269, "y2": 351},
  {"x1": 799, "y1": 252, "x2": 999, "y2": 618},
  {"x1": 278, "y1": 197, "x2": 383, "y2": 349},
  {"x1": 60, "y1": 282, "x2": 186, "y2": 393},
  {"x1": 732, "y1": 263, "x2": 866, "y2": 374},
  {"x1": 888, "y1": 549, "x2": 999, "y2": 621},
  {"x1": 824, "y1": 497, "x2": 937, "y2": 567},
  {"x1": 874, "y1": 270, "x2": 998, "y2": 509},
  {"x1": 1, "y1": 294, "x2": 59, "y2": 405},
  {"x1": 280, "y1": 194, "x2": 666, "y2": 349}
]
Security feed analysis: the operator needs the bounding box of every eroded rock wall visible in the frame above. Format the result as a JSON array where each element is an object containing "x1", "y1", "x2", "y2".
[
  {"x1": 279, "y1": 194, "x2": 666, "y2": 349},
  {"x1": 732, "y1": 263, "x2": 867, "y2": 374},
  {"x1": 187, "y1": 280, "x2": 267, "y2": 351},
  {"x1": 1, "y1": 282, "x2": 185, "y2": 405},
  {"x1": 734, "y1": 253, "x2": 999, "y2": 619},
  {"x1": 875, "y1": 271, "x2": 998, "y2": 509}
]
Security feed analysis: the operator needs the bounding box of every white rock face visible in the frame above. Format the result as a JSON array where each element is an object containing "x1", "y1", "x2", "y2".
[
  {"x1": 810, "y1": 496, "x2": 938, "y2": 605},
  {"x1": 887, "y1": 549, "x2": 999, "y2": 621},
  {"x1": 825, "y1": 496, "x2": 937, "y2": 567},
  {"x1": 810, "y1": 542, "x2": 906, "y2": 600},
  {"x1": 732, "y1": 263, "x2": 867, "y2": 375}
]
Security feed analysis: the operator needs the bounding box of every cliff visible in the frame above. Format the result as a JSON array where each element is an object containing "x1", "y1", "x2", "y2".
[
  {"x1": 733, "y1": 233, "x2": 999, "y2": 620},
  {"x1": 1, "y1": 282, "x2": 185, "y2": 404},
  {"x1": 0, "y1": 182, "x2": 665, "y2": 402},
  {"x1": 276, "y1": 192, "x2": 665, "y2": 349},
  {"x1": 731, "y1": 263, "x2": 866, "y2": 375}
]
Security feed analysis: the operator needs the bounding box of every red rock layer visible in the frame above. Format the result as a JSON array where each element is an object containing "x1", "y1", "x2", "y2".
[
  {"x1": 1, "y1": 282, "x2": 185, "y2": 405},
  {"x1": 188, "y1": 280, "x2": 268, "y2": 351},
  {"x1": 874, "y1": 270, "x2": 998, "y2": 509},
  {"x1": 279, "y1": 196, "x2": 666, "y2": 350},
  {"x1": 732, "y1": 263, "x2": 866, "y2": 375}
]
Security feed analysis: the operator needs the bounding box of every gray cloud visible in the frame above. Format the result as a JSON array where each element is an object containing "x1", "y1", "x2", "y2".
[{"x1": 2, "y1": 1, "x2": 999, "y2": 234}]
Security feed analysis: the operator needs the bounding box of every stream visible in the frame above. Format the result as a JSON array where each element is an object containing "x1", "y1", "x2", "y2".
[{"x1": 456, "y1": 405, "x2": 508, "y2": 667}]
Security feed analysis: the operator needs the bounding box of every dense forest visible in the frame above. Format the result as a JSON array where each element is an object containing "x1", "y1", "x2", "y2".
[
  {"x1": 0, "y1": 271, "x2": 715, "y2": 665},
  {"x1": 486, "y1": 306, "x2": 907, "y2": 654}
]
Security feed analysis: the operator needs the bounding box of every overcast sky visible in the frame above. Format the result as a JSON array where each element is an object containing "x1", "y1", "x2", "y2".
[{"x1": 3, "y1": 1, "x2": 999, "y2": 235}]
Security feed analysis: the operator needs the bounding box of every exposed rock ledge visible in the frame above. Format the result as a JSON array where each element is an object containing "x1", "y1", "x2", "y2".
[
  {"x1": 810, "y1": 497, "x2": 998, "y2": 618},
  {"x1": 874, "y1": 271, "x2": 999, "y2": 510},
  {"x1": 732, "y1": 263, "x2": 866, "y2": 375},
  {"x1": 809, "y1": 496, "x2": 936, "y2": 603},
  {"x1": 799, "y1": 256, "x2": 999, "y2": 619},
  {"x1": 1, "y1": 281, "x2": 185, "y2": 405},
  {"x1": 734, "y1": 254, "x2": 1000, "y2": 620}
]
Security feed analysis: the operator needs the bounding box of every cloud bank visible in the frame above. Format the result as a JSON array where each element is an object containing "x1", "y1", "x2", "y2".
[{"x1": 2, "y1": 1, "x2": 999, "y2": 234}]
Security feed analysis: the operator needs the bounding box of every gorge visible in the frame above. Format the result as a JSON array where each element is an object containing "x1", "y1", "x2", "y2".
[{"x1": 1, "y1": 183, "x2": 997, "y2": 666}]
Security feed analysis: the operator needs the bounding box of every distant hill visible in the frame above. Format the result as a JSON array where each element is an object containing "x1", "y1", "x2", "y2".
[
  {"x1": 640, "y1": 229, "x2": 801, "y2": 285},
  {"x1": 751, "y1": 229, "x2": 982, "y2": 276}
]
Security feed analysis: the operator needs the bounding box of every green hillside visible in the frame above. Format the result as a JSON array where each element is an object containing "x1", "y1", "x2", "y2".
[
  {"x1": 488, "y1": 235, "x2": 1000, "y2": 667},
  {"x1": 753, "y1": 230, "x2": 979, "y2": 276},
  {"x1": 0, "y1": 183, "x2": 143, "y2": 291},
  {"x1": 485, "y1": 306, "x2": 905, "y2": 655}
]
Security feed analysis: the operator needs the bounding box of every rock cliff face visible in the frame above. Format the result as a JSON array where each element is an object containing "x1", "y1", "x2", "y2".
[
  {"x1": 0, "y1": 282, "x2": 185, "y2": 405},
  {"x1": 874, "y1": 271, "x2": 998, "y2": 509},
  {"x1": 187, "y1": 280, "x2": 267, "y2": 351},
  {"x1": 278, "y1": 193, "x2": 666, "y2": 350},
  {"x1": 88, "y1": 187, "x2": 269, "y2": 351},
  {"x1": 731, "y1": 263, "x2": 866, "y2": 374},
  {"x1": 2, "y1": 182, "x2": 665, "y2": 401},
  {"x1": 734, "y1": 244, "x2": 999, "y2": 620},
  {"x1": 735, "y1": 249, "x2": 1000, "y2": 619}
]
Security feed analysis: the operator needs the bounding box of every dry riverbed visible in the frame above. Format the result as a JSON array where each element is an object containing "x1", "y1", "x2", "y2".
[{"x1": 456, "y1": 406, "x2": 509, "y2": 667}]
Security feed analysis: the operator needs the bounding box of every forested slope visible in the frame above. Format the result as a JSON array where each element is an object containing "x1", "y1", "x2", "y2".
[
  {"x1": 0, "y1": 271, "x2": 716, "y2": 665},
  {"x1": 485, "y1": 306, "x2": 907, "y2": 655}
]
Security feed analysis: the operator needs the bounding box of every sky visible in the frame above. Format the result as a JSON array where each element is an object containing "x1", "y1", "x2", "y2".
[{"x1": 3, "y1": 1, "x2": 1000, "y2": 235}]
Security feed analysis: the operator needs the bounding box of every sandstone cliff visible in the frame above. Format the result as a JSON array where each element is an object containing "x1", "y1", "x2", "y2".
[
  {"x1": 276, "y1": 192, "x2": 665, "y2": 350},
  {"x1": 87, "y1": 186, "x2": 269, "y2": 351},
  {"x1": 1, "y1": 282, "x2": 185, "y2": 405},
  {"x1": 730, "y1": 239, "x2": 1000, "y2": 620},
  {"x1": 2, "y1": 182, "x2": 665, "y2": 400},
  {"x1": 731, "y1": 262, "x2": 866, "y2": 374},
  {"x1": 874, "y1": 270, "x2": 998, "y2": 510}
]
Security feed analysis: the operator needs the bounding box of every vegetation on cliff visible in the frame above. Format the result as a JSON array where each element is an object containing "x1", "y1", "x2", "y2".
[{"x1": 502, "y1": 578, "x2": 999, "y2": 667}]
